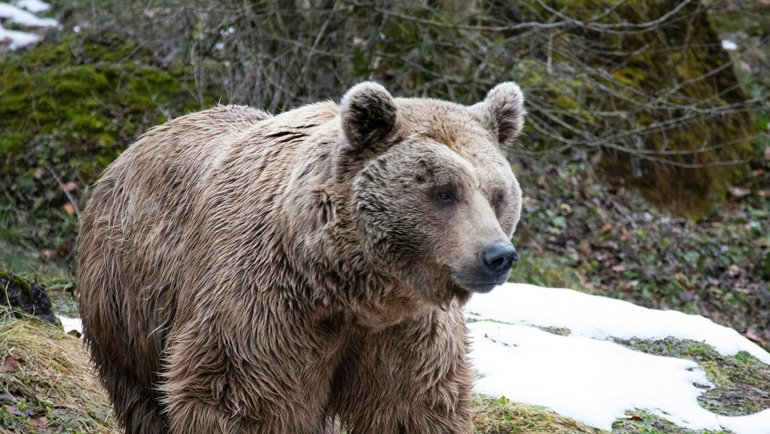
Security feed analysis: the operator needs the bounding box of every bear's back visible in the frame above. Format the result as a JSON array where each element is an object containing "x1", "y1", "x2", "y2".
[{"x1": 77, "y1": 105, "x2": 271, "y2": 383}]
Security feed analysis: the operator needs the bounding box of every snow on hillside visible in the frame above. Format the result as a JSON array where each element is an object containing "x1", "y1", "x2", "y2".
[
  {"x1": 466, "y1": 283, "x2": 770, "y2": 434},
  {"x1": 0, "y1": 0, "x2": 57, "y2": 50}
]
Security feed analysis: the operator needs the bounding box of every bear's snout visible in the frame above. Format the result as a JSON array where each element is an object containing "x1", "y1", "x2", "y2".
[
  {"x1": 452, "y1": 241, "x2": 518, "y2": 294},
  {"x1": 481, "y1": 242, "x2": 518, "y2": 278}
]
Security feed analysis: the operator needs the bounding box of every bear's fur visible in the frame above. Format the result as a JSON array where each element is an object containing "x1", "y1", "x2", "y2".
[{"x1": 77, "y1": 82, "x2": 525, "y2": 434}]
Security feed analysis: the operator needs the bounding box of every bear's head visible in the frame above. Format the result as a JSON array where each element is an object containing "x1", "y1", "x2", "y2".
[{"x1": 338, "y1": 82, "x2": 524, "y2": 306}]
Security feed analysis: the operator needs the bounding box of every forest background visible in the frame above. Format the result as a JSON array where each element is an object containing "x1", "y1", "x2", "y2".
[{"x1": 1, "y1": 0, "x2": 769, "y2": 432}]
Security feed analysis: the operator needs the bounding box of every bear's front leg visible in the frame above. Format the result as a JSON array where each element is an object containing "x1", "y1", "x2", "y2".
[
  {"x1": 163, "y1": 310, "x2": 345, "y2": 434},
  {"x1": 331, "y1": 301, "x2": 473, "y2": 434}
]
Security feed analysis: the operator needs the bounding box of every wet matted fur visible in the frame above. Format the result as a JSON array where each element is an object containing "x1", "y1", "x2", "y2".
[{"x1": 77, "y1": 82, "x2": 525, "y2": 433}]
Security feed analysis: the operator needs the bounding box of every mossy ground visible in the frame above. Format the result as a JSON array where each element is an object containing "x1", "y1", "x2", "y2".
[
  {"x1": 616, "y1": 337, "x2": 770, "y2": 417},
  {"x1": 472, "y1": 395, "x2": 604, "y2": 433},
  {"x1": 0, "y1": 30, "x2": 221, "y2": 262},
  {"x1": 612, "y1": 410, "x2": 730, "y2": 434}
]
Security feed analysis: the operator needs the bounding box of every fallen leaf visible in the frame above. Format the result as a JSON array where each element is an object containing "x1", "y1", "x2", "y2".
[
  {"x1": 600, "y1": 223, "x2": 612, "y2": 233},
  {"x1": 577, "y1": 240, "x2": 592, "y2": 256},
  {"x1": 727, "y1": 264, "x2": 742, "y2": 278},
  {"x1": 611, "y1": 264, "x2": 626, "y2": 272},
  {"x1": 57, "y1": 241, "x2": 72, "y2": 258},
  {"x1": 619, "y1": 227, "x2": 630, "y2": 241},
  {"x1": 674, "y1": 273, "x2": 688, "y2": 285},
  {"x1": 0, "y1": 355, "x2": 21, "y2": 373},
  {"x1": 62, "y1": 203, "x2": 76, "y2": 215},
  {"x1": 62, "y1": 181, "x2": 78, "y2": 192},
  {"x1": 30, "y1": 416, "x2": 48, "y2": 427},
  {"x1": 620, "y1": 282, "x2": 636, "y2": 292},
  {"x1": 628, "y1": 414, "x2": 643, "y2": 421},
  {"x1": 745, "y1": 329, "x2": 762, "y2": 343}
]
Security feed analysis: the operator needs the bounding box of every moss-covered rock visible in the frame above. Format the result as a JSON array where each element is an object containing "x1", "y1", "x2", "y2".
[
  {"x1": 0, "y1": 31, "x2": 220, "y2": 251},
  {"x1": 520, "y1": 1, "x2": 755, "y2": 218}
]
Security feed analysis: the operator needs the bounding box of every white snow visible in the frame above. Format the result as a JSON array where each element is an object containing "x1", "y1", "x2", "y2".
[
  {"x1": 466, "y1": 283, "x2": 770, "y2": 434},
  {"x1": 466, "y1": 283, "x2": 770, "y2": 364},
  {"x1": 14, "y1": 0, "x2": 50, "y2": 13},
  {"x1": 0, "y1": 22, "x2": 38, "y2": 48},
  {"x1": 58, "y1": 315, "x2": 82, "y2": 335},
  {"x1": 0, "y1": 1, "x2": 56, "y2": 50},
  {"x1": 0, "y1": 2, "x2": 57, "y2": 27},
  {"x1": 722, "y1": 39, "x2": 739, "y2": 51}
]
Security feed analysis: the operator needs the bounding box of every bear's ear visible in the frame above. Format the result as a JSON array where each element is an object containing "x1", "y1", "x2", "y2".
[
  {"x1": 341, "y1": 82, "x2": 397, "y2": 150},
  {"x1": 471, "y1": 82, "x2": 526, "y2": 149}
]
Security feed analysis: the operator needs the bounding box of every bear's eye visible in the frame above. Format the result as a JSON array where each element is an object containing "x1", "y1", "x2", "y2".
[
  {"x1": 494, "y1": 193, "x2": 505, "y2": 211},
  {"x1": 434, "y1": 187, "x2": 457, "y2": 205}
]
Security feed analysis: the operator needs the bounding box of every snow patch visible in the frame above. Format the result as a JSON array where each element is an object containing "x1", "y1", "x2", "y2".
[
  {"x1": 13, "y1": 0, "x2": 49, "y2": 13},
  {"x1": 0, "y1": 3, "x2": 57, "y2": 27},
  {"x1": 0, "y1": 22, "x2": 37, "y2": 48},
  {"x1": 0, "y1": 1, "x2": 56, "y2": 50},
  {"x1": 58, "y1": 315, "x2": 82, "y2": 335},
  {"x1": 722, "y1": 39, "x2": 738, "y2": 51},
  {"x1": 466, "y1": 283, "x2": 770, "y2": 434},
  {"x1": 466, "y1": 283, "x2": 770, "y2": 364}
]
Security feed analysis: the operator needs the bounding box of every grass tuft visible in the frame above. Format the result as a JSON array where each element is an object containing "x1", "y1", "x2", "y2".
[{"x1": 0, "y1": 311, "x2": 117, "y2": 433}]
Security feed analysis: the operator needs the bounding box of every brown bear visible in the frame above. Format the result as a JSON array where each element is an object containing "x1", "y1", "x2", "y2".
[{"x1": 77, "y1": 82, "x2": 524, "y2": 434}]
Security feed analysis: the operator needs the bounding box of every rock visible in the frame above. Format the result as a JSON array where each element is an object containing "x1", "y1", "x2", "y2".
[{"x1": 0, "y1": 267, "x2": 57, "y2": 324}]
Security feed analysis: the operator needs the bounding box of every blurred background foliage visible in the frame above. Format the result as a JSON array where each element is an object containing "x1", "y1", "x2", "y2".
[{"x1": 1, "y1": 0, "x2": 769, "y2": 348}]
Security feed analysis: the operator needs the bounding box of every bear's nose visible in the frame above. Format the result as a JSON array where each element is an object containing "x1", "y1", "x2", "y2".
[{"x1": 481, "y1": 242, "x2": 518, "y2": 277}]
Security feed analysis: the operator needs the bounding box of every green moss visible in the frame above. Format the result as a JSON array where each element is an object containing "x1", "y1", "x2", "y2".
[
  {"x1": 517, "y1": 0, "x2": 755, "y2": 219},
  {"x1": 0, "y1": 31, "x2": 221, "y2": 250},
  {"x1": 473, "y1": 395, "x2": 604, "y2": 433},
  {"x1": 706, "y1": 0, "x2": 770, "y2": 36},
  {"x1": 0, "y1": 268, "x2": 32, "y2": 296},
  {"x1": 612, "y1": 67, "x2": 647, "y2": 87},
  {"x1": 537, "y1": 325, "x2": 571, "y2": 336},
  {"x1": 508, "y1": 250, "x2": 592, "y2": 293},
  {"x1": 615, "y1": 337, "x2": 770, "y2": 416},
  {"x1": 612, "y1": 410, "x2": 730, "y2": 434}
]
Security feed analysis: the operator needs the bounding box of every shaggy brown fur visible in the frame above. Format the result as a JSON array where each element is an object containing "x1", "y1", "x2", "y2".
[{"x1": 77, "y1": 82, "x2": 525, "y2": 434}]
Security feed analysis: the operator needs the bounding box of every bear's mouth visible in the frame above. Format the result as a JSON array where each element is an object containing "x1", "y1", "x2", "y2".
[
  {"x1": 451, "y1": 274, "x2": 508, "y2": 294},
  {"x1": 457, "y1": 282, "x2": 499, "y2": 294}
]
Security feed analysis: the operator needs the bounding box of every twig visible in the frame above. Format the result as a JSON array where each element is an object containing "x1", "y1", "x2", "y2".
[{"x1": 45, "y1": 164, "x2": 81, "y2": 220}]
